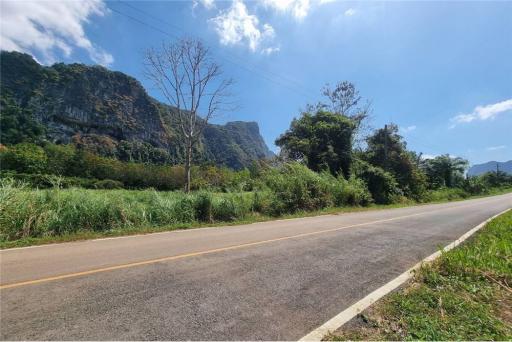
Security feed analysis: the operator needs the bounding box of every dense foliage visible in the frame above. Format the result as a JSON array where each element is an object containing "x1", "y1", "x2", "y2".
[
  {"x1": 0, "y1": 162, "x2": 373, "y2": 241},
  {"x1": 276, "y1": 110, "x2": 354, "y2": 178},
  {"x1": 0, "y1": 94, "x2": 45, "y2": 145},
  {"x1": 1, "y1": 73, "x2": 510, "y2": 243},
  {"x1": 364, "y1": 124, "x2": 427, "y2": 200},
  {"x1": 421, "y1": 154, "x2": 469, "y2": 188}
]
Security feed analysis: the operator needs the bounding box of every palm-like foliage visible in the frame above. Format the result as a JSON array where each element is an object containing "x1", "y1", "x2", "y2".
[{"x1": 422, "y1": 154, "x2": 469, "y2": 188}]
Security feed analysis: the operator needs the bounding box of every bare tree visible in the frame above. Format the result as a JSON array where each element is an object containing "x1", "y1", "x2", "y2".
[
  {"x1": 321, "y1": 81, "x2": 372, "y2": 148},
  {"x1": 145, "y1": 39, "x2": 233, "y2": 192}
]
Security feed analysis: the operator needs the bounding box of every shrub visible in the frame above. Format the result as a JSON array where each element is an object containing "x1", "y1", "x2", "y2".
[
  {"x1": 93, "y1": 179, "x2": 123, "y2": 189},
  {"x1": 261, "y1": 162, "x2": 371, "y2": 215},
  {"x1": 0, "y1": 171, "x2": 97, "y2": 189},
  {"x1": 423, "y1": 188, "x2": 470, "y2": 202},
  {"x1": 336, "y1": 176, "x2": 373, "y2": 206},
  {"x1": 194, "y1": 191, "x2": 213, "y2": 222},
  {"x1": 0, "y1": 143, "x2": 47, "y2": 173},
  {"x1": 462, "y1": 177, "x2": 489, "y2": 195},
  {"x1": 171, "y1": 195, "x2": 196, "y2": 223},
  {"x1": 251, "y1": 191, "x2": 273, "y2": 214},
  {"x1": 43, "y1": 143, "x2": 75, "y2": 175},
  {"x1": 352, "y1": 159, "x2": 402, "y2": 204},
  {"x1": 212, "y1": 197, "x2": 238, "y2": 221}
]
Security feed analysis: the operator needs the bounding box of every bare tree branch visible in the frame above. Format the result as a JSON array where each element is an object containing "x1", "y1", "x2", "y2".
[{"x1": 145, "y1": 38, "x2": 233, "y2": 192}]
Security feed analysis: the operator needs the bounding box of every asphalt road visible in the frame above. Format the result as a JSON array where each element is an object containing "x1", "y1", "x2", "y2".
[{"x1": 1, "y1": 193, "x2": 511, "y2": 340}]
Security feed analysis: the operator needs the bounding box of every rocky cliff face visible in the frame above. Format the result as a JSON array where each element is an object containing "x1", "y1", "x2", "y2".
[{"x1": 0, "y1": 51, "x2": 273, "y2": 168}]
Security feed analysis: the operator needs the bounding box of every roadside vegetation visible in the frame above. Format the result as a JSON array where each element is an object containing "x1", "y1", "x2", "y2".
[
  {"x1": 0, "y1": 164, "x2": 510, "y2": 248},
  {"x1": 326, "y1": 209, "x2": 512, "y2": 341},
  {"x1": 1, "y1": 81, "x2": 511, "y2": 248}
]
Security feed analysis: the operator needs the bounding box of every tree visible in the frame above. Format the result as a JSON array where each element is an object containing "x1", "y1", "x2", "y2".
[
  {"x1": 145, "y1": 39, "x2": 233, "y2": 192},
  {"x1": 320, "y1": 81, "x2": 371, "y2": 145},
  {"x1": 421, "y1": 154, "x2": 469, "y2": 188},
  {"x1": 351, "y1": 159, "x2": 402, "y2": 204},
  {"x1": 479, "y1": 170, "x2": 512, "y2": 188},
  {"x1": 0, "y1": 143, "x2": 47, "y2": 174},
  {"x1": 0, "y1": 93, "x2": 45, "y2": 145},
  {"x1": 275, "y1": 110, "x2": 355, "y2": 177},
  {"x1": 365, "y1": 124, "x2": 427, "y2": 199}
]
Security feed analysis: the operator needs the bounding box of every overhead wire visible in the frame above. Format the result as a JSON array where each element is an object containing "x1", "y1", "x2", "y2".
[{"x1": 108, "y1": 1, "x2": 318, "y2": 101}]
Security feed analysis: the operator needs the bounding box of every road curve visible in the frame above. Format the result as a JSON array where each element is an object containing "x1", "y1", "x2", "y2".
[{"x1": 1, "y1": 193, "x2": 511, "y2": 340}]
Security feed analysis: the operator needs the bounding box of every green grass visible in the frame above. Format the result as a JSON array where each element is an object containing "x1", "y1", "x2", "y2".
[
  {"x1": 1, "y1": 178, "x2": 511, "y2": 249},
  {"x1": 0, "y1": 191, "x2": 408, "y2": 249},
  {"x1": 326, "y1": 209, "x2": 512, "y2": 341}
]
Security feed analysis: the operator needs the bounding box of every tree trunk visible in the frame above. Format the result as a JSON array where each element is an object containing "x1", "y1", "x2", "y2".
[{"x1": 184, "y1": 140, "x2": 192, "y2": 193}]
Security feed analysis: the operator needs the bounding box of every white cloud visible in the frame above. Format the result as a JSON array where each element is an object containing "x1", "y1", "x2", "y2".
[
  {"x1": 210, "y1": 0, "x2": 278, "y2": 54},
  {"x1": 451, "y1": 98, "x2": 512, "y2": 126},
  {"x1": 193, "y1": 0, "x2": 216, "y2": 10},
  {"x1": 486, "y1": 145, "x2": 506, "y2": 151},
  {"x1": 344, "y1": 8, "x2": 356, "y2": 16},
  {"x1": 401, "y1": 125, "x2": 417, "y2": 133},
  {"x1": 421, "y1": 154, "x2": 437, "y2": 160},
  {"x1": 262, "y1": 0, "x2": 311, "y2": 20},
  {"x1": 0, "y1": 0, "x2": 112, "y2": 66},
  {"x1": 262, "y1": 46, "x2": 281, "y2": 55}
]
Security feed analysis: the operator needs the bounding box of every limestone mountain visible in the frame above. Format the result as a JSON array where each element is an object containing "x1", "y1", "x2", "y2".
[{"x1": 0, "y1": 51, "x2": 273, "y2": 169}]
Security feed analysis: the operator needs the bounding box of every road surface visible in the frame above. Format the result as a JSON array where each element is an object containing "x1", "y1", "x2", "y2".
[{"x1": 1, "y1": 193, "x2": 511, "y2": 340}]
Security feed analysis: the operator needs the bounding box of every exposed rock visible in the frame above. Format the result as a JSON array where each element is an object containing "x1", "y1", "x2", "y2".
[{"x1": 0, "y1": 51, "x2": 273, "y2": 168}]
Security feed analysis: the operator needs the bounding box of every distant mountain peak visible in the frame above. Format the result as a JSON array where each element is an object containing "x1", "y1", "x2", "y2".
[{"x1": 468, "y1": 160, "x2": 512, "y2": 176}]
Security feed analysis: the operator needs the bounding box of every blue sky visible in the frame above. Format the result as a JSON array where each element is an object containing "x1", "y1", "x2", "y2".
[{"x1": 1, "y1": 0, "x2": 511, "y2": 164}]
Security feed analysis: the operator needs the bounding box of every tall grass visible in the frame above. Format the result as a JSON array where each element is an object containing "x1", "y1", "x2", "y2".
[
  {"x1": 1, "y1": 164, "x2": 372, "y2": 242},
  {"x1": 0, "y1": 179, "x2": 258, "y2": 241}
]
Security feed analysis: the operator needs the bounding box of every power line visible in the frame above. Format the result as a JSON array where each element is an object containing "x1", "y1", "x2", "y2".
[
  {"x1": 117, "y1": 0, "x2": 317, "y2": 97},
  {"x1": 108, "y1": 2, "x2": 317, "y2": 101}
]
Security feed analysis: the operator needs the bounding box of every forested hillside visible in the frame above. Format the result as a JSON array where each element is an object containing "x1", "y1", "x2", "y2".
[{"x1": 0, "y1": 51, "x2": 273, "y2": 169}]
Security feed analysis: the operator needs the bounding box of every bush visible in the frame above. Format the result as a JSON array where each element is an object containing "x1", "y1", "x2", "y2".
[
  {"x1": 462, "y1": 177, "x2": 489, "y2": 195},
  {"x1": 171, "y1": 195, "x2": 196, "y2": 223},
  {"x1": 261, "y1": 162, "x2": 371, "y2": 215},
  {"x1": 336, "y1": 176, "x2": 373, "y2": 206},
  {"x1": 93, "y1": 179, "x2": 123, "y2": 189},
  {"x1": 1, "y1": 143, "x2": 189, "y2": 191},
  {"x1": 423, "y1": 188, "x2": 470, "y2": 202},
  {"x1": 0, "y1": 143, "x2": 47, "y2": 173},
  {"x1": 352, "y1": 159, "x2": 402, "y2": 204},
  {"x1": 194, "y1": 191, "x2": 213, "y2": 222},
  {"x1": 212, "y1": 197, "x2": 239, "y2": 221},
  {"x1": 0, "y1": 171, "x2": 97, "y2": 189},
  {"x1": 251, "y1": 191, "x2": 273, "y2": 214},
  {"x1": 43, "y1": 143, "x2": 75, "y2": 175}
]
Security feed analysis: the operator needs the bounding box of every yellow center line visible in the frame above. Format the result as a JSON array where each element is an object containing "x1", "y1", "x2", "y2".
[{"x1": 0, "y1": 199, "x2": 506, "y2": 290}]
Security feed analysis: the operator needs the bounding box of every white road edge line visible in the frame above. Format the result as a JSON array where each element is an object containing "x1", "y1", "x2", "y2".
[{"x1": 299, "y1": 207, "x2": 511, "y2": 342}]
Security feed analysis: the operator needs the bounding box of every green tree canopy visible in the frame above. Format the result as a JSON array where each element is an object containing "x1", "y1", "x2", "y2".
[
  {"x1": 0, "y1": 143, "x2": 48, "y2": 173},
  {"x1": 421, "y1": 154, "x2": 469, "y2": 188},
  {"x1": 275, "y1": 110, "x2": 355, "y2": 177},
  {"x1": 0, "y1": 94, "x2": 45, "y2": 145},
  {"x1": 365, "y1": 124, "x2": 426, "y2": 199}
]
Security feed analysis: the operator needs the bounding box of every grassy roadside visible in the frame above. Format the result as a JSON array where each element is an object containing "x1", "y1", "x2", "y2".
[
  {"x1": 1, "y1": 187, "x2": 511, "y2": 249},
  {"x1": 326, "y1": 209, "x2": 512, "y2": 341},
  {"x1": 0, "y1": 200, "x2": 414, "y2": 249}
]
